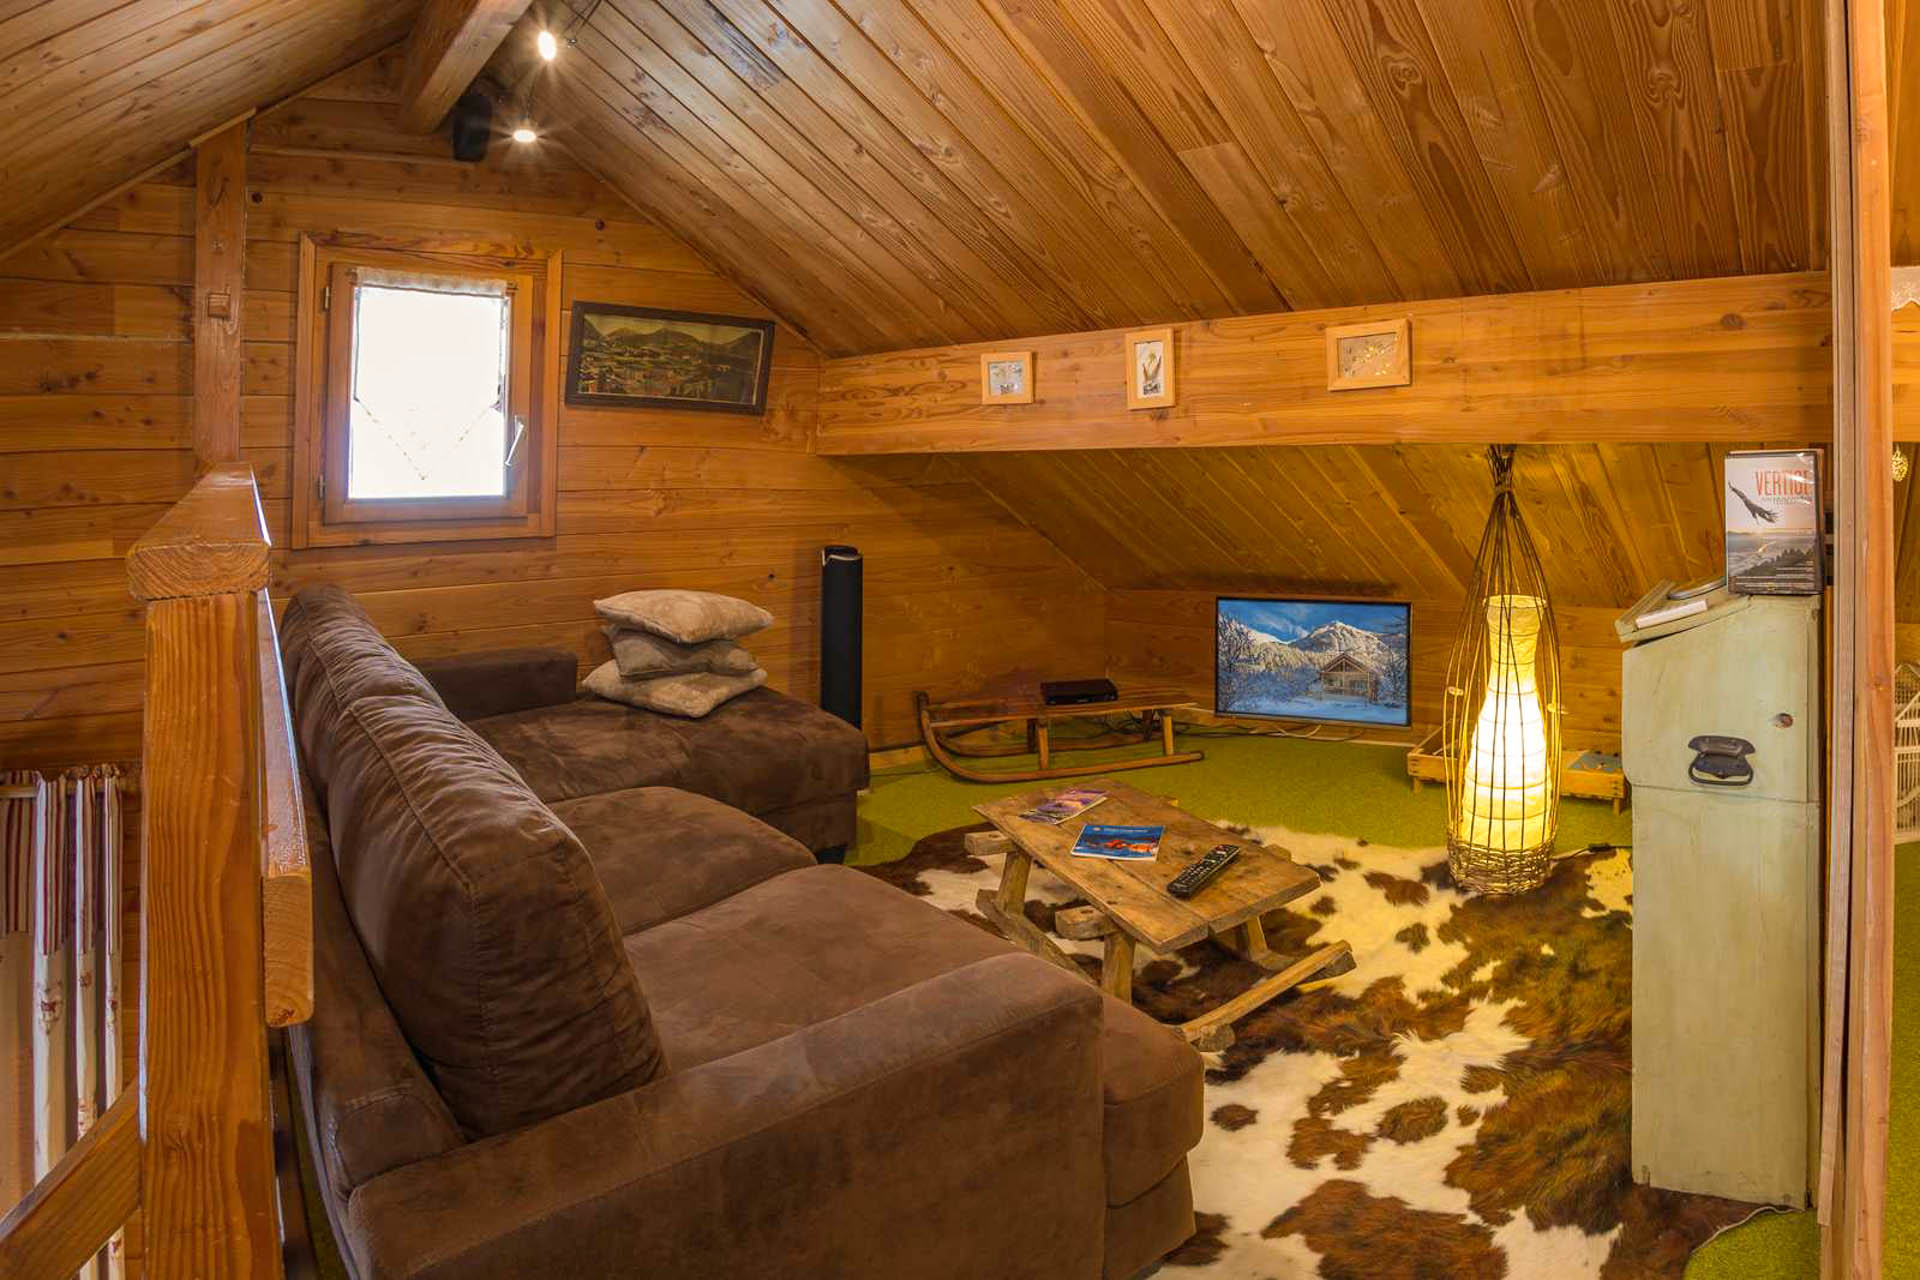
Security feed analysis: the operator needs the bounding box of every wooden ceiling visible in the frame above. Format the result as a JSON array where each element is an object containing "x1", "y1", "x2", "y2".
[
  {"x1": 510, "y1": 0, "x2": 1829, "y2": 355},
  {"x1": 0, "y1": 0, "x2": 423, "y2": 257},
  {"x1": 957, "y1": 442, "x2": 1920, "y2": 615}
]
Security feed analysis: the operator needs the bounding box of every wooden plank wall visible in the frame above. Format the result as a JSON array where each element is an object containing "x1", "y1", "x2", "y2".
[{"x1": 0, "y1": 52, "x2": 1105, "y2": 766}]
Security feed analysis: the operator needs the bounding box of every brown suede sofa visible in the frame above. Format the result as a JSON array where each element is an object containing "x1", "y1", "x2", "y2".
[
  {"x1": 280, "y1": 586, "x2": 1204, "y2": 1279},
  {"x1": 407, "y1": 642, "x2": 868, "y2": 859}
]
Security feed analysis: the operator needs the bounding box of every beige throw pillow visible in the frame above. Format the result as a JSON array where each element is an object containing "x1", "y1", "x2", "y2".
[
  {"x1": 584, "y1": 661, "x2": 767, "y2": 718},
  {"x1": 592, "y1": 590, "x2": 772, "y2": 645},
  {"x1": 603, "y1": 625, "x2": 758, "y2": 678}
]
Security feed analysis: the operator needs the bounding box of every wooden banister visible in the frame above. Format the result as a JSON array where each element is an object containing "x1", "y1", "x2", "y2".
[
  {"x1": 2, "y1": 464, "x2": 307, "y2": 1279},
  {"x1": 258, "y1": 590, "x2": 313, "y2": 1028},
  {"x1": 0, "y1": 1093, "x2": 140, "y2": 1279},
  {"x1": 127, "y1": 462, "x2": 271, "y2": 601},
  {"x1": 133, "y1": 465, "x2": 290, "y2": 1277}
]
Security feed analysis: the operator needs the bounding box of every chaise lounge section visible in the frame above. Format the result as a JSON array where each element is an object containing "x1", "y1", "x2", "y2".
[
  {"x1": 283, "y1": 586, "x2": 870, "y2": 857},
  {"x1": 281, "y1": 586, "x2": 1205, "y2": 1278}
]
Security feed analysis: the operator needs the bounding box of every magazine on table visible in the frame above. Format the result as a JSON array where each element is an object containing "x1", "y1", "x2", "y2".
[
  {"x1": 1018, "y1": 786, "x2": 1108, "y2": 825},
  {"x1": 1071, "y1": 824, "x2": 1164, "y2": 861}
]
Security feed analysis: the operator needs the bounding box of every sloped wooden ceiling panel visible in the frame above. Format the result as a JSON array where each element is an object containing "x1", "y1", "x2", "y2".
[
  {"x1": 509, "y1": 0, "x2": 1827, "y2": 356},
  {"x1": 957, "y1": 443, "x2": 1826, "y2": 607},
  {"x1": 0, "y1": 0, "x2": 425, "y2": 257}
]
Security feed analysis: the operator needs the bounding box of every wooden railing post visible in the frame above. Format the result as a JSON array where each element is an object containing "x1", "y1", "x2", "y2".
[
  {"x1": 0, "y1": 464, "x2": 305, "y2": 1279},
  {"x1": 128, "y1": 465, "x2": 281, "y2": 1279}
]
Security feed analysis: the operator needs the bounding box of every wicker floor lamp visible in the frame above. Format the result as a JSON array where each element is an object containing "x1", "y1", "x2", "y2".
[{"x1": 1444, "y1": 445, "x2": 1563, "y2": 894}]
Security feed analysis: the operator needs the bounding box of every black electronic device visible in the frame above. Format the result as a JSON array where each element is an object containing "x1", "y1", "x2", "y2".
[
  {"x1": 1040, "y1": 677, "x2": 1118, "y2": 707},
  {"x1": 820, "y1": 545, "x2": 863, "y2": 727},
  {"x1": 1168, "y1": 844, "x2": 1241, "y2": 899},
  {"x1": 450, "y1": 91, "x2": 493, "y2": 162}
]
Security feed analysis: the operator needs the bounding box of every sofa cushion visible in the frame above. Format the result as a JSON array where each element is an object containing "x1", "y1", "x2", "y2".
[
  {"x1": 281, "y1": 586, "x2": 448, "y2": 800},
  {"x1": 548, "y1": 787, "x2": 812, "y2": 935},
  {"x1": 412, "y1": 648, "x2": 579, "y2": 722},
  {"x1": 582, "y1": 661, "x2": 766, "y2": 717},
  {"x1": 281, "y1": 586, "x2": 446, "y2": 710},
  {"x1": 471, "y1": 688, "x2": 868, "y2": 814},
  {"x1": 323, "y1": 693, "x2": 664, "y2": 1138},
  {"x1": 593, "y1": 588, "x2": 772, "y2": 644},
  {"x1": 1097, "y1": 996, "x2": 1205, "y2": 1203},
  {"x1": 290, "y1": 781, "x2": 463, "y2": 1207},
  {"x1": 623, "y1": 863, "x2": 1201, "y2": 1202},
  {"x1": 603, "y1": 627, "x2": 758, "y2": 678}
]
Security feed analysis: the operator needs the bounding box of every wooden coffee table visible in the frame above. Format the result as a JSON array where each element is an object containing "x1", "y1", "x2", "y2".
[{"x1": 971, "y1": 779, "x2": 1354, "y2": 1050}]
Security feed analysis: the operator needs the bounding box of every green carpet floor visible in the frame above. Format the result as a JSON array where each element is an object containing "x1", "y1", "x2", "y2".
[{"x1": 855, "y1": 729, "x2": 1915, "y2": 1279}]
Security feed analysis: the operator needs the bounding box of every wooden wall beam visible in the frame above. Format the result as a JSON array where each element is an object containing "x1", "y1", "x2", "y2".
[
  {"x1": 192, "y1": 121, "x2": 248, "y2": 467},
  {"x1": 1820, "y1": 0, "x2": 1897, "y2": 1272},
  {"x1": 396, "y1": 0, "x2": 536, "y2": 134},
  {"x1": 817, "y1": 272, "x2": 1839, "y2": 453}
]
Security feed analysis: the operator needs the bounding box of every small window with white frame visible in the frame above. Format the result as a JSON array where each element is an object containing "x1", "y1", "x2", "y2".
[{"x1": 292, "y1": 238, "x2": 559, "y2": 547}]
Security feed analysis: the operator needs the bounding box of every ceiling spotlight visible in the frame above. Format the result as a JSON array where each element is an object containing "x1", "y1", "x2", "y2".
[
  {"x1": 537, "y1": 29, "x2": 559, "y2": 60},
  {"x1": 511, "y1": 124, "x2": 539, "y2": 144}
]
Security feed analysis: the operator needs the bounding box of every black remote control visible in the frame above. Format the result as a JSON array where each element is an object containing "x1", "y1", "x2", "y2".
[{"x1": 1168, "y1": 844, "x2": 1240, "y2": 898}]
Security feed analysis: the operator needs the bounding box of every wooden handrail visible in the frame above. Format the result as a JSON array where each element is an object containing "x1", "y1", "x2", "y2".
[
  {"x1": 0, "y1": 1093, "x2": 140, "y2": 1279},
  {"x1": 127, "y1": 462, "x2": 271, "y2": 601},
  {"x1": 2, "y1": 464, "x2": 307, "y2": 1279},
  {"x1": 258, "y1": 590, "x2": 313, "y2": 1028}
]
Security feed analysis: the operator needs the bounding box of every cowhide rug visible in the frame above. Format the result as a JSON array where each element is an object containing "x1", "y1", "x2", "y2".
[{"x1": 859, "y1": 819, "x2": 1769, "y2": 1279}]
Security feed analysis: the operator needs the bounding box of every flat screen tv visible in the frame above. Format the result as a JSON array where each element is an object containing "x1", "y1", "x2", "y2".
[{"x1": 1215, "y1": 596, "x2": 1412, "y2": 727}]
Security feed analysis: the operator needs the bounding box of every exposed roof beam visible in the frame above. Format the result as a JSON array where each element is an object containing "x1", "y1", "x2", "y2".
[{"x1": 396, "y1": 0, "x2": 535, "y2": 133}]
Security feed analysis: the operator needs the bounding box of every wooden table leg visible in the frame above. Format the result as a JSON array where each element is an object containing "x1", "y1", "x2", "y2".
[
  {"x1": 1161, "y1": 711, "x2": 1176, "y2": 756},
  {"x1": 1101, "y1": 933, "x2": 1136, "y2": 1002},
  {"x1": 973, "y1": 848, "x2": 1086, "y2": 981},
  {"x1": 1036, "y1": 720, "x2": 1051, "y2": 770},
  {"x1": 1180, "y1": 941, "x2": 1355, "y2": 1051},
  {"x1": 1220, "y1": 915, "x2": 1287, "y2": 971}
]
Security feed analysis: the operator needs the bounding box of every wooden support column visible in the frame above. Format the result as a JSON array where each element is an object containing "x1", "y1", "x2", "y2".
[
  {"x1": 129, "y1": 469, "x2": 279, "y2": 1279},
  {"x1": 192, "y1": 120, "x2": 248, "y2": 467},
  {"x1": 1819, "y1": 0, "x2": 1896, "y2": 1274}
]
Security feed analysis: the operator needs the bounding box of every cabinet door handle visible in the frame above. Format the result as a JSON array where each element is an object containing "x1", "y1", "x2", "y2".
[{"x1": 1686, "y1": 734, "x2": 1755, "y2": 787}]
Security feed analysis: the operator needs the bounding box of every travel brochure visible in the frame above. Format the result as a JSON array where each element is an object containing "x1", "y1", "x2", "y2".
[
  {"x1": 1071, "y1": 824, "x2": 1165, "y2": 861},
  {"x1": 1018, "y1": 786, "x2": 1108, "y2": 825}
]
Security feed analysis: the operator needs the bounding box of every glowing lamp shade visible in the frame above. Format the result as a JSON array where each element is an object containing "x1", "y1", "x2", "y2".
[
  {"x1": 1455, "y1": 596, "x2": 1552, "y2": 855},
  {"x1": 1443, "y1": 448, "x2": 1562, "y2": 895}
]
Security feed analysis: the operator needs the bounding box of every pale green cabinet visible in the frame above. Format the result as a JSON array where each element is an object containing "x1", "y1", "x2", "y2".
[{"x1": 1621, "y1": 595, "x2": 1821, "y2": 1207}]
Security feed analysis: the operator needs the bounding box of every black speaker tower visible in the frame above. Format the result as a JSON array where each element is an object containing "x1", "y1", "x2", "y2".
[{"x1": 820, "y1": 546, "x2": 863, "y2": 727}]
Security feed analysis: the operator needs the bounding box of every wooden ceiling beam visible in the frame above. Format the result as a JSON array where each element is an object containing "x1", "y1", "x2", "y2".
[
  {"x1": 395, "y1": 0, "x2": 535, "y2": 133},
  {"x1": 818, "y1": 271, "x2": 1841, "y2": 453}
]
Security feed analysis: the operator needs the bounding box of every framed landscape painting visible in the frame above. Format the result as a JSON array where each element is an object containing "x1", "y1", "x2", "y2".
[{"x1": 566, "y1": 303, "x2": 776, "y2": 414}]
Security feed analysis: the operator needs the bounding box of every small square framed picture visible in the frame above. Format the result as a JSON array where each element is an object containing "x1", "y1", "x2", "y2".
[
  {"x1": 980, "y1": 351, "x2": 1034, "y2": 404},
  {"x1": 1125, "y1": 327, "x2": 1175, "y2": 410},
  {"x1": 1325, "y1": 318, "x2": 1411, "y2": 391}
]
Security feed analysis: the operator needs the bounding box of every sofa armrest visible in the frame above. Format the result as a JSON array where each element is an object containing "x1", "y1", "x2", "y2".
[
  {"x1": 411, "y1": 648, "x2": 578, "y2": 721},
  {"x1": 343, "y1": 953, "x2": 1109, "y2": 1280}
]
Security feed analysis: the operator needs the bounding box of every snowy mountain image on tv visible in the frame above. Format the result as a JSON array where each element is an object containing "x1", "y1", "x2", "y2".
[{"x1": 1215, "y1": 598, "x2": 1411, "y2": 726}]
